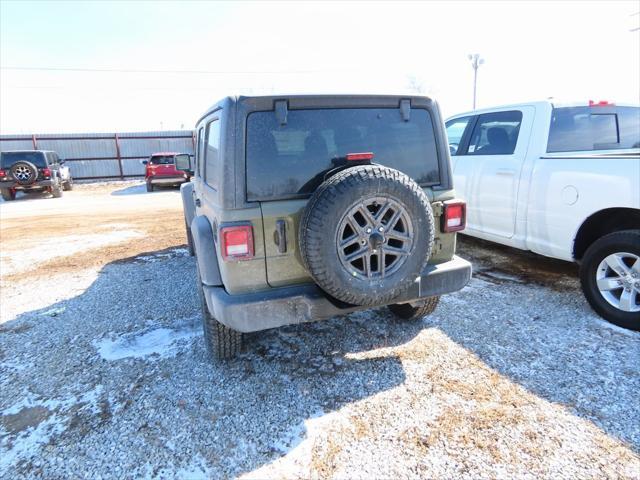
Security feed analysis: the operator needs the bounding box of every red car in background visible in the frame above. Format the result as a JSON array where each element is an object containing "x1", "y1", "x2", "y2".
[{"x1": 143, "y1": 152, "x2": 191, "y2": 192}]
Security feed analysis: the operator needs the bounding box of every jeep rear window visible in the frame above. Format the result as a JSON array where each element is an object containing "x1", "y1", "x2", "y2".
[
  {"x1": 149, "y1": 155, "x2": 175, "y2": 165},
  {"x1": 547, "y1": 106, "x2": 640, "y2": 152},
  {"x1": 0, "y1": 152, "x2": 47, "y2": 168},
  {"x1": 246, "y1": 108, "x2": 440, "y2": 201}
]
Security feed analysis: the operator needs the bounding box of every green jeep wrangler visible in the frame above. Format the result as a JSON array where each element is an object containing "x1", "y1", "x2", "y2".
[{"x1": 177, "y1": 95, "x2": 472, "y2": 361}]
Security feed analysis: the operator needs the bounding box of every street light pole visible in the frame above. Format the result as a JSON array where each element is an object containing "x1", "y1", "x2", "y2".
[{"x1": 468, "y1": 53, "x2": 484, "y2": 110}]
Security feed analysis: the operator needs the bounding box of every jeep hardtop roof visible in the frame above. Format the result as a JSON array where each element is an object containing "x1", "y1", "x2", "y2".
[{"x1": 196, "y1": 94, "x2": 438, "y2": 127}]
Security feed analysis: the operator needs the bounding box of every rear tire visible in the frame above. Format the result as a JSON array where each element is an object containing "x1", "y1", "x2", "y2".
[
  {"x1": 196, "y1": 264, "x2": 243, "y2": 360},
  {"x1": 580, "y1": 230, "x2": 640, "y2": 331},
  {"x1": 388, "y1": 296, "x2": 440, "y2": 321},
  {"x1": 63, "y1": 177, "x2": 74, "y2": 191},
  {"x1": 146, "y1": 181, "x2": 154, "y2": 192},
  {"x1": 51, "y1": 181, "x2": 63, "y2": 198},
  {"x1": 1, "y1": 188, "x2": 16, "y2": 201}
]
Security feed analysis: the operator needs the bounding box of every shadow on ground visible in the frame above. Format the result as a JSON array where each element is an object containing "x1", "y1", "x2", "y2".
[
  {"x1": 440, "y1": 236, "x2": 640, "y2": 450},
  {"x1": 0, "y1": 250, "x2": 414, "y2": 478},
  {"x1": 1, "y1": 239, "x2": 638, "y2": 478},
  {"x1": 0, "y1": 190, "x2": 53, "y2": 203}
]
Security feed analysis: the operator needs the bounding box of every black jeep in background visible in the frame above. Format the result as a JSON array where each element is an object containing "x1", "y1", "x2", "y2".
[{"x1": 0, "y1": 150, "x2": 69, "y2": 201}]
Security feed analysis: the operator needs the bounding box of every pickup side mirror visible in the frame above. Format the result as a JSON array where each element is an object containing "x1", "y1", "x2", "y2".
[
  {"x1": 141, "y1": 160, "x2": 148, "y2": 165},
  {"x1": 174, "y1": 154, "x2": 193, "y2": 175},
  {"x1": 59, "y1": 159, "x2": 65, "y2": 165}
]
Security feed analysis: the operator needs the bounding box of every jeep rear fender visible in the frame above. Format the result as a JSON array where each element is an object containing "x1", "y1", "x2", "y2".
[
  {"x1": 180, "y1": 182, "x2": 196, "y2": 228},
  {"x1": 191, "y1": 215, "x2": 222, "y2": 286}
]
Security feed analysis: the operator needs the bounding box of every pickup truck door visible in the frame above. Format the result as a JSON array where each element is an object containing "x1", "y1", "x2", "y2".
[{"x1": 452, "y1": 107, "x2": 534, "y2": 239}]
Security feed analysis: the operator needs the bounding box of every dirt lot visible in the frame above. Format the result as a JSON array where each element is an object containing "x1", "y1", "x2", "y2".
[{"x1": 0, "y1": 182, "x2": 639, "y2": 479}]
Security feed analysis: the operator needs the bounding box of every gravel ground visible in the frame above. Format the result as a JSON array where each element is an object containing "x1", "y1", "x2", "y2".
[{"x1": 1, "y1": 184, "x2": 639, "y2": 479}]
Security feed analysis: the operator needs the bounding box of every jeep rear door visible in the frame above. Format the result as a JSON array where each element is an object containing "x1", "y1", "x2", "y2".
[{"x1": 247, "y1": 105, "x2": 442, "y2": 288}]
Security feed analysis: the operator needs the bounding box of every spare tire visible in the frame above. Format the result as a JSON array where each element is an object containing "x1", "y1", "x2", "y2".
[
  {"x1": 10, "y1": 161, "x2": 38, "y2": 185},
  {"x1": 299, "y1": 165, "x2": 435, "y2": 306}
]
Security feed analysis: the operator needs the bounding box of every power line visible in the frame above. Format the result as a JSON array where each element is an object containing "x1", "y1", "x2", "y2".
[{"x1": 1, "y1": 66, "x2": 321, "y2": 75}]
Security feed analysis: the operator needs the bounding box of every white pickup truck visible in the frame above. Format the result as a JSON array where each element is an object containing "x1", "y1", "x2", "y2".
[{"x1": 445, "y1": 100, "x2": 640, "y2": 330}]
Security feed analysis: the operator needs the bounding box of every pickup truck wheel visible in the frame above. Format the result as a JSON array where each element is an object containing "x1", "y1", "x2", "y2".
[
  {"x1": 580, "y1": 230, "x2": 640, "y2": 331},
  {"x1": 388, "y1": 296, "x2": 440, "y2": 320},
  {"x1": 63, "y1": 177, "x2": 74, "y2": 191},
  {"x1": 299, "y1": 165, "x2": 434, "y2": 306},
  {"x1": 1, "y1": 188, "x2": 16, "y2": 201},
  {"x1": 146, "y1": 181, "x2": 154, "y2": 193},
  {"x1": 196, "y1": 264, "x2": 243, "y2": 360}
]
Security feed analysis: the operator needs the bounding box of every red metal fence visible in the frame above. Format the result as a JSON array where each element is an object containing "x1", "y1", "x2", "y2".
[{"x1": 0, "y1": 131, "x2": 195, "y2": 180}]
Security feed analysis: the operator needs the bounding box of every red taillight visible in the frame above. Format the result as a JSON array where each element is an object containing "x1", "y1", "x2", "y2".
[
  {"x1": 442, "y1": 201, "x2": 466, "y2": 233},
  {"x1": 589, "y1": 100, "x2": 614, "y2": 107},
  {"x1": 220, "y1": 224, "x2": 254, "y2": 261},
  {"x1": 42, "y1": 168, "x2": 51, "y2": 177},
  {"x1": 346, "y1": 152, "x2": 375, "y2": 161},
  {"x1": 0, "y1": 169, "x2": 6, "y2": 178}
]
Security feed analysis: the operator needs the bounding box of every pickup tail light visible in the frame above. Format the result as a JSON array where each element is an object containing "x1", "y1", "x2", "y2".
[
  {"x1": 442, "y1": 201, "x2": 466, "y2": 233},
  {"x1": 220, "y1": 224, "x2": 254, "y2": 261},
  {"x1": 0, "y1": 169, "x2": 6, "y2": 178},
  {"x1": 588, "y1": 100, "x2": 614, "y2": 107}
]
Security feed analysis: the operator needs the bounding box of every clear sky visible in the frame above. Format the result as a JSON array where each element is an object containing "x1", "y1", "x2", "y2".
[{"x1": 1, "y1": 0, "x2": 638, "y2": 134}]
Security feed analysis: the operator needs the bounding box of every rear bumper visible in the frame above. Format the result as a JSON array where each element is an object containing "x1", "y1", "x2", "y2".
[
  {"x1": 0, "y1": 180, "x2": 54, "y2": 189},
  {"x1": 203, "y1": 255, "x2": 472, "y2": 333},
  {"x1": 147, "y1": 175, "x2": 188, "y2": 185}
]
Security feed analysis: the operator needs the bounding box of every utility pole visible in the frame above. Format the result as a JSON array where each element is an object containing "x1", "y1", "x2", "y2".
[{"x1": 468, "y1": 53, "x2": 484, "y2": 110}]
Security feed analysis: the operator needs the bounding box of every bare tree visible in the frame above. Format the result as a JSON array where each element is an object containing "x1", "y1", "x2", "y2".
[{"x1": 406, "y1": 75, "x2": 426, "y2": 94}]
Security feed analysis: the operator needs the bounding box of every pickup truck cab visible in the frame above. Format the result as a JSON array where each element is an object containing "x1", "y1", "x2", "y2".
[
  {"x1": 143, "y1": 152, "x2": 191, "y2": 192},
  {"x1": 446, "y1": 100, "x2": 640, "y2": 330}
]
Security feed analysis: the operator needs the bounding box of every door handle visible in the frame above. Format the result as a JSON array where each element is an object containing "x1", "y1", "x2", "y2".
[
  {"x1": 274, "y1": 219, "x2": 287, "y2": 254},
  {"x1": 195, "y1": 198, "x2": 201, "y2": 207}
]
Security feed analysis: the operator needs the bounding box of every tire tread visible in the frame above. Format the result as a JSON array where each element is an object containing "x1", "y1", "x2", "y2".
[{"x1": 299, "y1": 165, "x2": 435, "y2": 306}]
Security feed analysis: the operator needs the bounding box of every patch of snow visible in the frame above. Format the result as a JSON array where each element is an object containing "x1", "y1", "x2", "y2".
[
  {"x1": 270, "y1": 420, "x2": 307, "y2": 454},
  {"x1": 135, "y1": 248, "x2": 190, "y2": 263},
  {"x1": 0, "y1": 386, "x2": 104, "y2": 471},
  {"x1": 40, "y1": 306, "x2": 66, "y2": 317},
  {"x1": 240, "y1": 410, "x2": 331, "y2": 480},
  {"x1": 0, "y1": 358, "x2": 32, "y2": 373},
  {"x1": 144, "y1": 453, "x2": 212, "y2": 480},
  {"x1": 94, "y1": 324, "x2": 199, "y2": 361}
]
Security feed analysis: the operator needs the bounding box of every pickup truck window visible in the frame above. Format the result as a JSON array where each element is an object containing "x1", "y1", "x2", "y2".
[
  {"x1": 467, "y1": 111, "x2": 522, "y2": 155},
  {"x1": 547, "y1": 106, "x2": 640, "y2": 152},
  {"x1": 445, "y1": 116, "x2": 472, "y2": 155},
  {"x1": 246, "y1": 108, "x2": 440, "y2": 201}
]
